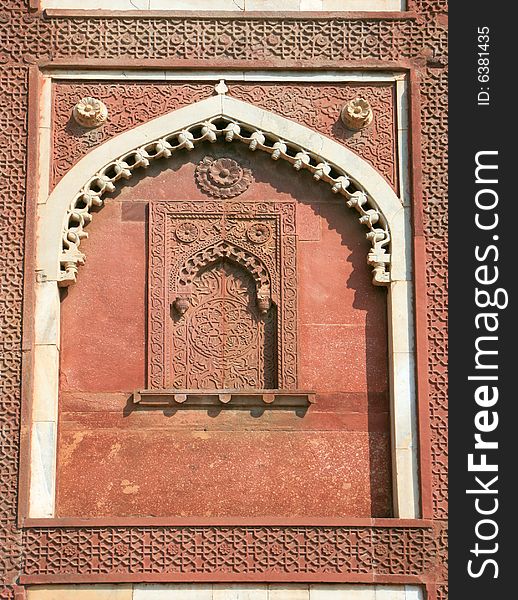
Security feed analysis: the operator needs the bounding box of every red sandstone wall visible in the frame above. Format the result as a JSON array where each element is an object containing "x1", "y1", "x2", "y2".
[{"x1": 58, "y1": 144, "x2": 391, "y2": 519}]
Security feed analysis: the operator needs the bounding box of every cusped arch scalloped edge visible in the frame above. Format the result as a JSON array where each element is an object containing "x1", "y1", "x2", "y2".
[
  {"x1": 176, "y1": 239, "x2": 274, "y2": 315},
  {"x1": 39, "y1": 95, "x2": 403, "y2": 288}
]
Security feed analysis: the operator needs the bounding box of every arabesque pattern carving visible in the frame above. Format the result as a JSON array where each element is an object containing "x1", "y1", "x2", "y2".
[
  {"x1": 180, "y1": 262, "x2": 277, "y2": 390},
  {"x1": 177, "y1": 241, "x2": 273, "y2": 313},
  {"x1": 52, "y1": 82, "x2": 398, "y2": 192},
  {"x1": 51, "y1": 82, "x2": 214, "y2": 188},
  {"x1": 148, "y1": 201, "x2": 296, "y2": 390},
  {"x1": 0, "y1": 1, "x2": 446, "y2": 593},
  {"x1": 231, "y1": 84, "x2": 397, "y2": 190}
]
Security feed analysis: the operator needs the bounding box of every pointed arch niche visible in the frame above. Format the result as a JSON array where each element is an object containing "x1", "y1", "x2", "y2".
[{"x1": 29, "y1": 94, "x2": 417, "y2": 520}]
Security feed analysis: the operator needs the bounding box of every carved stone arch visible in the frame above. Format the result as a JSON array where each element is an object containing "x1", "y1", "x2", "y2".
[
  {"x1": 174, "y1": 240, "x2": 274, "y2": 316},
  {"x1": 32, "y1": 93, "x2": 419, "y2": 519},
  {"x1": 37, "y1": 94, "x2": 407, "y2": 290}
]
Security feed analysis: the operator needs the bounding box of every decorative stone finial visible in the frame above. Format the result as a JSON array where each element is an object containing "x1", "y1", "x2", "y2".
[
  {"x1": 340, "y1": 97, "x2": 373, "y2": 131},
  {"x1": 73, "y1": 97, "x2": 108, "y2": 128},
  {"x1": 215, "y1": 79, "x2": 228, "y2": 95}
]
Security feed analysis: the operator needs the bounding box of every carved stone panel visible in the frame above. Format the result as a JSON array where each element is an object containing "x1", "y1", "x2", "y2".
[
  {"x1": 174, "y1": 260, "x2": 277, "y2": 389},
  {"x1": 148, "y1": 201, "x2": 297, "y2": 390}
]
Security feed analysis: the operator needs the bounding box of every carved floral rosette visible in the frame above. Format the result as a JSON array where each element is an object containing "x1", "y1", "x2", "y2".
[
  {"x1": 148, "y1": 200, "x2": 297, "y2": 391},
  {"x1": 341, "y1": 97, "x2": 374, "y2": 131},
  {"x1": 72, "y1": 97, "x2": 108, "y2": 128},
  {"x1": 195, "y1": 156, "x2": 254, "y2": 198}
]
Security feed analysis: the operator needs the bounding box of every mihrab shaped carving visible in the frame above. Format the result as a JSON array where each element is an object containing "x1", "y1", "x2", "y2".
[
  {"x1": 195, "y1": 156, "x2": 254, "y2": 198},
  {"x1": 147, "y1": 201, "x2": 298, "y2": 392},
  {"x1": 174, "y1": 240, "x2": 272, "y2": 316}
]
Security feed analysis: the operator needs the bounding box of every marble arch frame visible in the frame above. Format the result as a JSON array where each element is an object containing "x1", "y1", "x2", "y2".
[{"x1": 29, "y1": 94, "x2": 418, "y2": 520}]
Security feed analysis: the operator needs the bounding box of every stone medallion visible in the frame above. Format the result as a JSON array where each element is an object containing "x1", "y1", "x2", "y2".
[
  {"x1": 175, "y1": 221, "x2": 200, "y2": 243},
  {"x1": 340, "y1": 97, "x2": 373, "y2": 131},
  {"x1": 195, "y1": 156, "x2": 253, "y2": 198},
  {"x1": 72, "y1": 97, "x2": 109, "y2": 128},
  {"x1": 246, "y1": 222, "x2": 272, "y2": 244}
]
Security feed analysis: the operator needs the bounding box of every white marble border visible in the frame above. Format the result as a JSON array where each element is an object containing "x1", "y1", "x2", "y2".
[
  {"x1": 27, "y1": 584, "x2": 424, "y2": 600},
  {"x1": 48, "y1": 70, "x2": 402, "y2": 82},
  {"x1": 29, "y1": 71, "x2": 417, "y2": 519},
  {"x1": 41, "y1": 1, "x2": 406, "y2": 13}
]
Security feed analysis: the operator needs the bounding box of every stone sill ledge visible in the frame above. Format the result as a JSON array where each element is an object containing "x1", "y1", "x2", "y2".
[
  {"x1": 43, "y1": 10, "x2": 417, "y2": 20},
  {"x1": 133, "y1": 389, "x2": 316, "y2": 408}
]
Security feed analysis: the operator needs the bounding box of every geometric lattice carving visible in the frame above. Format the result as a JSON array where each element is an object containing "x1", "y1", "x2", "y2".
[
  {"x1": 21, "y1": 524, "x2": 445, "y2": 579},
  {"x1": 148, "y1": 201, "x2": 297, "y2": 390},
  {"x1": 421, "y1": 67, "x2": 448, "y2": 521}
]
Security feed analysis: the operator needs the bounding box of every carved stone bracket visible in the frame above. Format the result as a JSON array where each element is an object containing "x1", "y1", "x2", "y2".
[
  {"x1": 133, "y1": 389, "x2": 316, "y2": 408},
  {"x1": 59, "y1": 115, "x2": 391, "y2": 288}
]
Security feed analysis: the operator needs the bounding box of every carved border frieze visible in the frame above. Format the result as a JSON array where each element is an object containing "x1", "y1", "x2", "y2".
[{"x1": 21, "y1": 524, "x2": 446, "y2": 580}]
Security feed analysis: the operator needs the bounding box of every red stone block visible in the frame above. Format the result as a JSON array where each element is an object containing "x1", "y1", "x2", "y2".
[
  {"x1": 60, "y1": 202, "x2": 147, "y2": 392},
  {"x1": 57, "y1": 142, "x2": 392, "y2": 519},
  {"x1": 56, "y1": 429, "x2": 391, "y2": 518}
]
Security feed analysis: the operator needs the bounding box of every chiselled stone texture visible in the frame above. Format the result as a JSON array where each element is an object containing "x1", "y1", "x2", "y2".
[
  {"x1": 0, "y1": 0, "x2": 447, "y2": 593},
  {"x1": 51, "y1": 81, "x2": 398, "y2": 192},
  {"x1": 148, "y1": 201, "x2": 297, "y2": 390},
  {"x1": 22, "y1": 524, "x2": 445, "y2": 579}
]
